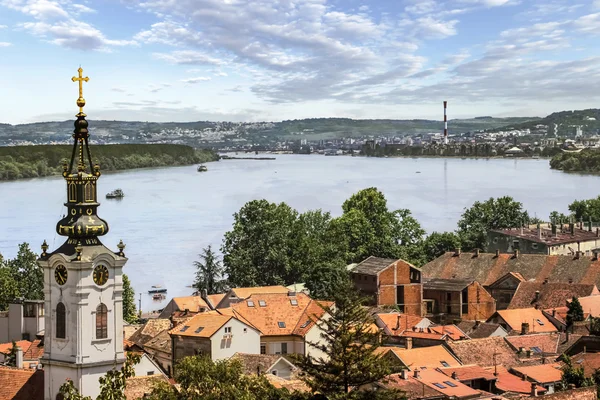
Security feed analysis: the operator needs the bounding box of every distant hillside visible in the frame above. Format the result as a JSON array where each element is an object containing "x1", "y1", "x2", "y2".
[
  {"x1": 0, "y1": 116, "x2": 539, "y2": 146},
  {"x1": 493, "y1": 108, "x2": 600, "y2": 135}
]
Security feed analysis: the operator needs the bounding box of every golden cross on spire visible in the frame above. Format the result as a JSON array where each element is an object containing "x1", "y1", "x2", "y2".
[{"x1": 72, "y1": 67, "x2": 89, "y2": 114}]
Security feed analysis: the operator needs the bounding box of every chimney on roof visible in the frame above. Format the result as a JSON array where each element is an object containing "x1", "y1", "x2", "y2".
[
  {"x1": 474, "y1": 320, "x2": 481, "y2": 328},
  {"x1": 395, "y1": 315, "x2": 400, "y2": 331},
  {"x1": 531, "y1": 382, "x2": 538, "y2": 397},
  {"x1": 514, "y1": 249, "x2": 519, "y2": 258},
  {"x1": 521, "y1": 322, "x2": 530, "y2": 335},
  {"x1": 596, "y1": 227, "x2": 599, "y2": 238},
  {"x1": 406, "y1": 337, "x2": 413, "y2": 350},
  {"x1": 551, "y1": 223, "x2": 557, "y2": 237},
  {"x1": 534, "y1": 290, "x2": 540, "y2": 303},
  {"x1": 400, "y1": 369, "x2": 409, "y2": 380},
  {"x1": 495, "y1": 249, "x2": 500, "y2": 258},
  {"x1": 201, "y1": 289, "x2": 208, "y2": 300},
  {"x1": 543, "y1": 278, "x2": 549, "y2": 284},
  {"x1": 569, "y1": 277, "x2": 573, "y2": 284},
  {"x1": 451, "y1": 371, "x2": 458, "y2": 380},
  {"x1": 454, "y1": 247, "x2": 461, "y2": 257},
  {"x1": 538, "y1": 224, "x2": 542, "y2": 240},
  {"x1": 552, "y1": 309, "x2": 556, "y2": 317},
  {"x1": 519, "y1": 347, "x2": 525, "y2": 354},
  {"x1": 474, "y1": 248, "x2": 480, "y2": 257},
  {"x1": 570, "y1": 223, "x2": 575, "y2": 235},
  {"x1": 413, "y1": 369, "x2": 421, "y2": 379},
  {"x1": 589, "y1": 218, "x2": 593, "y2": 232},
  {"x1": 15, "y1": 346, "x2": 23, "y2": 369}
]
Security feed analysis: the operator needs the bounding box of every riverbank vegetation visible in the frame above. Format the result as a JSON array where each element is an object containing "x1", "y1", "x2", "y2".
[
  {"x1": 550, "y1": 150, "x2": 600, "y2": 173},
  {"x1": 0, "y1": 144, "x2": 219, "y2": 181},
  {"x1": 361, "y1": 143, "x2": 561, "y2": 158}
]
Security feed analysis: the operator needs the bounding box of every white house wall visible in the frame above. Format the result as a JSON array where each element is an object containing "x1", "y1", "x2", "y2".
[{"x1": 210, "y1": 318, "x2": 260, "y2": 361}]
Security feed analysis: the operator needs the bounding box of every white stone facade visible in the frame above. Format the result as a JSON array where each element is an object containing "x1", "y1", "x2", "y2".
[{"x1": 39, "y1": 243, "x2": 127, "y2": 400}]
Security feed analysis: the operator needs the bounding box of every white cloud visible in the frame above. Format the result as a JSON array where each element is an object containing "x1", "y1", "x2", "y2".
[
  {"x1": 152, "y1": 50, "x2": 224, "y2": 65},
  {"x1": 181, "y1": 76, "x2": 211, "y2": 84},
  {"x1": 0, "y1": 41, "x2": 11, "y2": 47},
  {"x1": 71, "y1": 4, "x2": 96, "y2": 13},
  {"x1": 111, "y1": 87, "x2": 126, "y2": 93},
  {"x1": 0, "y1": 25, "x2": 7, "y2": 29}
]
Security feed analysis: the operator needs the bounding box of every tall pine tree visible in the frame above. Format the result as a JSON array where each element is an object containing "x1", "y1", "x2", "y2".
[
  {"x1": 193, "y1": 246, "x2": 228, "y2": 295},
  {"x1": 292, "y1": 283, "x2": 404, "y2": 400},
  {"x1": 567, "y1": 296, "x2": 585, "y2": 326},
  {"x1": 122, "y1": 274, "x2": 137, "y2": 324}
]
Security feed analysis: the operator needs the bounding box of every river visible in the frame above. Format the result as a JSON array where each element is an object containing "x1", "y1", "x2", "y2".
[{"x1": 0, "y1": 154, "x2": 598, "y2": 311}]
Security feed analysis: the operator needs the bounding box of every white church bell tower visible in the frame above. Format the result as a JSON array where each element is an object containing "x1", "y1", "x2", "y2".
[{"x1": 38, "y1": 68, "x2": 128, "y2": 400}]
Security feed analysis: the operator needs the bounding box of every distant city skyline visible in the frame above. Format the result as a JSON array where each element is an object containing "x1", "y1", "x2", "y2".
[{"x1": 1, "y1": 0, "x2": 600, "y2": 124}]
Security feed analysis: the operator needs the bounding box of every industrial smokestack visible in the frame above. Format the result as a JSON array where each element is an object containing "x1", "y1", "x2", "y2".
[{"x1": 443, "y1": 100, "x2": 448, "y2": 145}]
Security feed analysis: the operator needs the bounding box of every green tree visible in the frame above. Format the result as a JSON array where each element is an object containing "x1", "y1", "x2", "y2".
[
  {"x1": 122, "y1": 274, "x2": 137, "y2": 324},
  {"x1": 0, "y1": 264, "x2": 19, "y2": 311},
  {"x1": 222, "y1": 200, "x2": 298, "y2": 287},
  {"x1": 457, "y1": 197, "x2": 530, "y2": 251},
  {"x1": 292, "y1": 283, "x2": 404, "y2": 399},
  {"x1": 5, "y1": 341, "x2": 18, "y2": 367},
  {"x1": 7, "y1": 243, "x2": 43, "y2": 301},
  {"x1": 420, "y1": 232, "x2": 462, "y2": 264},
  {"x1": 58, "y1": 352, "x2": 141, "y2": 400},
  {"x1": 559, "y1": 355, "x2": 594, "y2": 389},
  {"x1": 146, "y1": 356, "x2": 292, "y2": 400},
  {"x1": 568, "y1": 197, "x2": 600, "y2": 222},
  {"x1": 193, "y1": 245, "x2": 228, "y2": 295},
  {"x1": 567, "y1": 297, "x2": 585, "y2": 326},
  {"x1": 550, "y1": 211, "x2": 569, "y2": 224}
]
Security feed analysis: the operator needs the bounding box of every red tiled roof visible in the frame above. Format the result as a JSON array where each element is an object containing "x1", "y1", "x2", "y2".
[
  {"x1": 567, "y1": 353, "x2": 600, "y2": 378},
  {"x1": 446, "y1": 337, "x2": 520, "y2": 368},
  {"x1": 387, "y1": 345, "x2": 461, "y2": 370},
  {"x1": 438, "y1": 364, "x2": 497, "y2": 382},
  {"x1": 0, "y1": 366, "x2": 43, "y2": 400},
  {"x1": 22, "y1": 340, "x2": 43, "y2": 360},
  {"x1": 508, "y1": 282, "x2": 598, "y2": 310},
  {"x1": 418, "y1": 369, "x2": 481, "y2": 399},
  {"x1": 511, "y1": 363, "x2": 562, "y2": 384},
  {"x1": 505, "y1": 333, "x2": 560, "y2": 355},
  {"x1": 376, "y1": 313, "x2": 427, "y2": 336},
  {"x1": 380, "y1": 373, "x2": 443, "y2": 399},
  {"x1": 428, "y1": 325, "x2": 468, "y2": 341},
  {"x1": 489, "y1": 366, "x2": 546, "y2": 395},
  {"x1": 0, "y1": 341, "x2": 31, "y2": 355},
  {"x1": 495, "y1": 308, "x2": 558, "y2": 333}
]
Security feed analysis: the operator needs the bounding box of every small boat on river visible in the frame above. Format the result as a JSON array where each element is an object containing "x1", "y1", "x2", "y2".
[
  {"x1": 106, "y1": 189, "x2": 124, "y2": 199},
  {"x1": 197, "y1": 164, "x2": 208, "y2": 172},
  {"x1": 148, "y1": 288, "x2": 167, "y2": 294}
]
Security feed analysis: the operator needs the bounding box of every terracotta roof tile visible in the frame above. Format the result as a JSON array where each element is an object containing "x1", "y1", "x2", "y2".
[
  {"x1": 129, "y1": 319, "x2": 172, "y2": 346},
  {"x1": 169, "y1": 313, "x2": 232, "y2": 338},
  {"x1": 229, "y1": 293, "x2": 327, "y2": 337},
  {"x1": 438, "y1": 364, "x2": 497, "y2": 382},
  {"x1": 380, "y1": 373, "x2": 443, "y2": 398},
  {"x1": 265, "y1": 374, "x2": 310, "y2": 392},
  {"x1": 422, "y1": 252, "x2": 600, "y2": 288},
  {"x1": 143, "y1": 330, "x2": 172, "y2": 353},
  {"x1": 570, "y1": 352, "x2": 600, "y2": 378},
  {"x1": 22, "y1": 340, "x2": 43, "y2": 360},
  {"x1": 456, "y1": 322, "x2": 506, "y2": 339},
  {"x1": 230, "y1": 286, "x2": 290, "y2": 299},
  {"x1": 511, "y1": 363, "x2": 562, "y2": 384},
  {"x1": 399, "y1": 331, "x2": 445, "y2": 340},
  {"x1": 376, "y1": 313, "x2": 427, "y2": 336},
  {"x1": 0, "y1": 340, "x2": 31, "y2": 355},
  {"x1": 230, "y1": 353, "x2": 296, "y2": 376},
  {"x1": 352, "y1": 256, "x2": 400, "y2": 275},
  {"x1": 495, "y1": 308, "x2": 558, "y2": 333},
  {"x1": 540, "y1": 387, "x2": 597, "y2": 400},
  {"x1": 418, "y1": 369, "x2": 481, "y2": 398},
  {"x1": 123, "y1": 324, "x2": 141, "y2": 341},
  {"x1": 508, "y1": 282, "x2": 598, "y2": 310},
  {"x1": 428, "y1": 325, "x2": 468, "y2": 341},
  {"x1": 0, "y1": 366, "x2": 43, "y2": 400},
  {"x1": 388, "y1": 345, "x2": 461, "y2": 370},
  {"x1": 505, "y1": 333, "x2": 560, "y2": 355},
  {"x1": 124, "y1": 375, "x2": 169, "y2": 399},
  {"x1": 205, "y1": 293, "x2": 226, "y2": 308},
  {"x1": 489, "y1": 365, "x2": 547, "y2": 394},
  {"x1": 446, "y1": 337, "x2": 520, "y2": 368},
  {"x1": 172, "y1": 296, "x2": 210, "y2": 312}
]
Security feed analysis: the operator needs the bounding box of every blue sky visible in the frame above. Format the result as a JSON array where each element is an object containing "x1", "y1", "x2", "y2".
[{"x1": 1, "y1": 0, "x2": 600, "y2": 124}]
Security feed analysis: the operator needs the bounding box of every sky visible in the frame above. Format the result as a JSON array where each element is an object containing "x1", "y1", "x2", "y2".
[{"x1": 1, "y1": 0, "x2": 600, "y2": 124}]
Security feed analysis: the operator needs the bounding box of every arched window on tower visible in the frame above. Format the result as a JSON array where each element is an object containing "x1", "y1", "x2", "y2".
[
  {"x1": 96, "y1": 303, "x2": 108, "y2": 339},
  {"x1": 56, "y1": 302, "x2": 66, "y2": 339}
]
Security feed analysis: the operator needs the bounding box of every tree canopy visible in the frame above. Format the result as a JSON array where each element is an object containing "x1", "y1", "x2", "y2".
[
  {"x1": 567, "y1": 297, "x2": 585, "y2": 326},
  {"x1": 193, "y1": 245, "x2": 228, "y2": 295},
  {"x1": 457, "y1": 196, "x2": 530, "y2": 251},
  {"x1": 122, "y1": 274, "x2": 138, "y2": 324}
]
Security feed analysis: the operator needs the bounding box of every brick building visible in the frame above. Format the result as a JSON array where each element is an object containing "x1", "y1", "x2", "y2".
[
  {"x1": 423, "y1": 278, "x2": 496, "y2": 322},
  {"x1": 350, "y1": 256, "x2": 423, "y2": 315}
]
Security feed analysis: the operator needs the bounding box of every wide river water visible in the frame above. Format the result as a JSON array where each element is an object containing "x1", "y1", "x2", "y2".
[{"x1": 0, "y1": 154, "x2": 598, "y2": 311}]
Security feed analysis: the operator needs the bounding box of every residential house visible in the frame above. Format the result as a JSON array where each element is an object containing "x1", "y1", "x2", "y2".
[
  {"x1": 375, "y1": 313, "x2": 432, "y2": 346},
  {"x1": 129, "y1": 319, "x2": 172, "y2": 349},
  {"x1": 0, "y1": 340, "x2": 31, "y2": 363},
  {"x1": 368, "y1": 371, "x2": 445, "y2": 399},
  {"x1": 563, "y1": 335, "x2": 600, "y2": 356},
  {"x1": 423, "y1": 278, "x2": 496, "y2": 322},
  {"x1": 216, "y1": 286, "x2": 290, "y2": 309},
  {"x1": 143, "y1": 330, "x2": 172, "y2": 375},
  {"x1": 22, "y1": 339, "x2": 43, "y2": 368},
  {"x1": 538, "y1": 387, "x2": 597, "y2": 400},
  {"x1": 158, "y1": 296, "x2": 211, "y2": 319},
  {"x1": 404, "y1": 369, "x2": 482, "y2": 399},
  {"x1": 350, "y1": 256, "x2": 423, "y2": 315},
  {"x1": 438, "y1": 365, "x2": 497, "y2": 392},
  {"x1": 231, "y1": 353, "x2": 299, "y2": 379},
  {"x1": 568, "y1": 352, "x2": 600, "y2": 378},
  {"x1": 488, "y1": 308, "x2": 558, "y2": 335},
  {"x1": 0, "y1": 365, "x2": 44, "y2": 400},
  {"x1": 422, "y1": 251, "x2": 600, "y2": 292},
  {"x1": 507, "y1": 282, "x2": 598, "y2": 310},
  {"x1": 0, "y1": 299, "x2": 44, "y2": 343},
  {"x1": 510, "y1": 364, "x2": 562, "y2": 394},
  {"x1": 227, "y1": 292, "x2": 331, "y2": 359},
  {"x1": 490, "y1": 366, "x2": 547, "y2": 396},
  {"x1": 456, "y1": 321, "x2": 508, "y2": 339},
  {"x1": 170, "y1": 311, "x2": 261, "y2": 367},
  {"x1": 445, "y1": 337, "x2": 521, "y2": 368},
  {"x1": 133, "y1": 353, "x2": 169, "y2": 378},
  {"x1": 505, "y1": 333, "x2": 562, "y2": 357},
  {"x1": 380, "y1": 345, "x2": 462, "y2": 370},
  {"x1": 487, "y1": 224, "x2": 600, "y2": 256},
  {"x1": 487, "y1": 272, "x2": 525, "y2": 310}
]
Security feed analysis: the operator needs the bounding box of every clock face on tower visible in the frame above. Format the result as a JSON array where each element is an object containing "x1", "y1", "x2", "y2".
[
  {"x1": 54, "y1": 265, "x2": 68, "y2": 286},
  {"x1": 93, "y1": 265, "x2": 109, "y2": 286}
]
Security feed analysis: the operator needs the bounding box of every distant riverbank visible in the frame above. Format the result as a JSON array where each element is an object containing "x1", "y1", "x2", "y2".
[
  {"x1": 550, "y1": 150, "x2": 600, "y2": 174},
  {"x1": 0, "y1": 144, "x2": 219, "y2": 181}
]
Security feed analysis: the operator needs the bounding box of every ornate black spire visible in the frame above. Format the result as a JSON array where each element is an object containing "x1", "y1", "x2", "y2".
[{"x1": 55, "y1": 68, "x2": 109, "y2": 242}]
